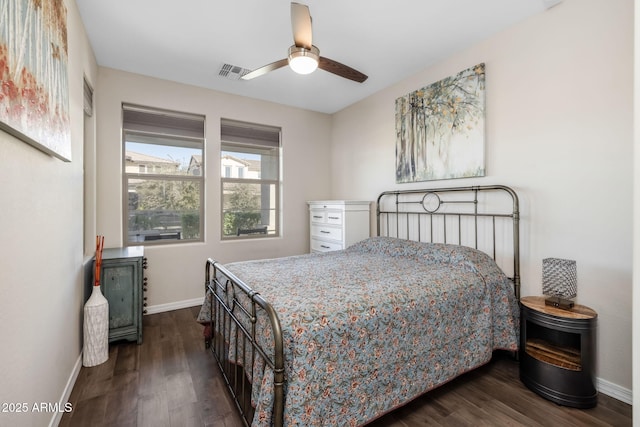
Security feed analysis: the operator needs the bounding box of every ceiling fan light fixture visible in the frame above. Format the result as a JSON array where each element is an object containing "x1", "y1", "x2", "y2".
[
  {"x1": 242, "y1": 4, "x2": 367, "y2": 83},
  {"x1": 288, "y1": 45, "x2": 319, "y2": 75}
]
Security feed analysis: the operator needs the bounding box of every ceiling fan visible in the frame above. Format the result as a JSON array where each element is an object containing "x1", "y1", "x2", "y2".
[{"x1": 241, "y1": 2, "x2": 368, "y2": 83}]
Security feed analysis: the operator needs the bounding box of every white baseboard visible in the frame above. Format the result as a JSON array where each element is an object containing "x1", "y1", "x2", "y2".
[
  {"x1": 597, "y1": 376, "x2": 632, "y2": 405},
  {"x1": 49, "y1": 353, "x2": 82, "y2": 427},
  {"x1": 145, "y1": 297, "x2": 204, "y2": 315}
]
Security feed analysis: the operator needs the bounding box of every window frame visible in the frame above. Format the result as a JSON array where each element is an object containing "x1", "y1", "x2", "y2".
[
  {"x1": 220, "y1": 118, "x2": 282, "y2": 241},
  {"x1": 122, "y1": 103, "x2": 205, "y2": 246}
]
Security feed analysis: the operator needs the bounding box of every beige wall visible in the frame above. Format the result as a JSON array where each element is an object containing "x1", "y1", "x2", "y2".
[
  {"x1": 332, "y1": 0, "x2": 633, "y2": 397},
  {"x1": 0, "y1": 0, "x2": 98, "y2": 425},
  {"x1": 95, "y1": 67, "x2": 332, "y2": 310},
  {"x1": 633, "y1": 0, "x2": 639, "y2": 421}
]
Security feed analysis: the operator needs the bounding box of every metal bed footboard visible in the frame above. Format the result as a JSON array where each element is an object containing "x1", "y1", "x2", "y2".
[{"x1": 205, "y1": 259, "x2": 285, "y2": 427}]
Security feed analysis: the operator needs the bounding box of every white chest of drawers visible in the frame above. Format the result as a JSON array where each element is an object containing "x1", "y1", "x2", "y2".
[{"x1": 307, "y1": 200, "x2": 371, "y2": 253}]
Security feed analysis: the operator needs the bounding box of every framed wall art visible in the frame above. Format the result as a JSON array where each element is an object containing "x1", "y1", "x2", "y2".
[
  {"x1": 396, "y1": 63, "x2": 485, "y2": 183},
  {"x1": 0, "y1": 0, "x2": 71, "y2": 161}
]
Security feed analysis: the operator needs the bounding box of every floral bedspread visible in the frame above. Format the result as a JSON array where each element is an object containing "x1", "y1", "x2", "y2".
[{"x1": 198, "y1": 237, "x2": 519, "y2": 426}]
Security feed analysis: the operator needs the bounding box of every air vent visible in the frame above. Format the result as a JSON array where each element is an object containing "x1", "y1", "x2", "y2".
[{"x1": 218, "y1": 64, "x2": 251, "y2": 80}]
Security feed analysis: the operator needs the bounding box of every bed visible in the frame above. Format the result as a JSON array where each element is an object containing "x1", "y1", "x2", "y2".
[{"x1": 198, "y1": 185, "x2": 521, "y2": 426}]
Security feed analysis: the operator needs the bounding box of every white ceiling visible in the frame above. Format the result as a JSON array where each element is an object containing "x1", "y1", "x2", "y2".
[{"x1": 76, "y1": 0, "x2": 553, "y2": 114}]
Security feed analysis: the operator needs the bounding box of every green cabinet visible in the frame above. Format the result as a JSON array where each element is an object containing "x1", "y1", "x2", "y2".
[{"x1": 98, "y1": 246, "x2": 145, "y2": 344}]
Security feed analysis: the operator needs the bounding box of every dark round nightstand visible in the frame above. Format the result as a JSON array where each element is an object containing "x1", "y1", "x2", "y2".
[{"x1": 519, "y1": 296, "x2": 598, "y2": 408}]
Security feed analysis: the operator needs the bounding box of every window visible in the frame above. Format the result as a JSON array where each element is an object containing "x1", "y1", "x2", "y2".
[
  {"x1": 221, "y1": 119, "x2": 281, "y2": 239},
  {"x1": 123, "y1": 104, "x2": 205, "y2": 244}
]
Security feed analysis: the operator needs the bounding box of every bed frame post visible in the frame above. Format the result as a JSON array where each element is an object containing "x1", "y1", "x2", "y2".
[
  {"x1": 259, "y1": 296, "x2": 285, "y2": 427},
  {"x1": 501, "y1": 185, "x2": 521, "y2": 301}
]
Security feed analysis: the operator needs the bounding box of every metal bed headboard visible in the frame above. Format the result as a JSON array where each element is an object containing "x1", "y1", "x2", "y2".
[{"x1": 376, "y1": 185, "x2": 520, "y2": 299}]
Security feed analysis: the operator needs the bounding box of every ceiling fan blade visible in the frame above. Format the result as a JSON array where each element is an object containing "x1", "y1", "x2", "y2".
[
  {"x1": 241, "y1": 59, "x2": 289, "y2": 80},
  {"x1": 291, "y1": 2, "x2": 312, "y2": 49},
  {"x1": 318, "y1": 57, "x2": 368, "y2": 83}
]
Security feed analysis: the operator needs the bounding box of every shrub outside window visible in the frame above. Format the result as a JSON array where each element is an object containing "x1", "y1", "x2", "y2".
[{"x1": 123, "y1": 104, "x2": 205, "y2": 245}]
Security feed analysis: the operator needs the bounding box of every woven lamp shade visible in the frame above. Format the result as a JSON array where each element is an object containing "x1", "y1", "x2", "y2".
[{"x1": 542, "y1": 258, "x2": 577, "y2": 299}]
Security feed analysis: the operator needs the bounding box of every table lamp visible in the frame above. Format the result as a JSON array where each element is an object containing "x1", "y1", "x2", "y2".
[{"x1": 542, "y1": 258, "x2": 577, "y2": 309}]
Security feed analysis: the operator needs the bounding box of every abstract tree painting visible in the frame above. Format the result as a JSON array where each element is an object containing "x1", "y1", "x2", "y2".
[
  {"x1": 396, "y1": 63, "x2": 485, "y2": 183},
  {"x1": 0, "y1": 0, "x2": 70, "y2": 161}
]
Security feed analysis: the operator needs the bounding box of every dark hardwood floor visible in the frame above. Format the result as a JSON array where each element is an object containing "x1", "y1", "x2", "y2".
[{"x1": 61, "y1": 307, "x2": 632, "y2": 427}]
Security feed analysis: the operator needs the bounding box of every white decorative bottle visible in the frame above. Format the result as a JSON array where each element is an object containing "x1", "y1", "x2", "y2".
[
  {"x1": 83, "y1": 235, "x2": 109, "y2": 367},
  {"x1": 83, "y1": 285, "x2": 109, "y2": 366}
]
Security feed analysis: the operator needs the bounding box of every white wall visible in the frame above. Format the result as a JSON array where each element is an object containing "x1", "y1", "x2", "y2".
[
  {"x1": 95, "y1": 68, "x2": 332, "y2": 309},
  {"x1": 331, "y1": 0, "x2": 633, "y2": 397},
  {"x1": 0, "y1": 0, "x2": 98, "y2": 426}
]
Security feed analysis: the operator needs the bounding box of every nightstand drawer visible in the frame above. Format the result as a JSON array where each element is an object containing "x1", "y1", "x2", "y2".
[
  {"x1": 311, "y1": 239, "x2": 343, "y2": 252},
  {"x1": 311, "y1": 224, "x2": 342, "y2": 241}
]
